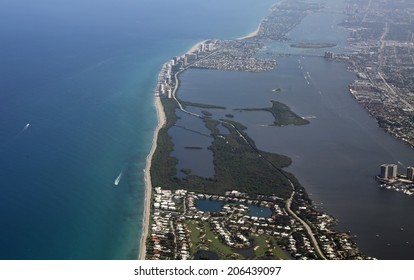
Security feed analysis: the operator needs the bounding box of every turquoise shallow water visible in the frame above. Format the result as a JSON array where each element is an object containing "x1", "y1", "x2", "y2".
[{"x1": 0, "y1": 0, "x2": 276, "y2": 259}]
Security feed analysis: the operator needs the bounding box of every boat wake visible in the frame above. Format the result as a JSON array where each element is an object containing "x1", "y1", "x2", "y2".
[
  {"x1": 114, "y1": 170, "x2": 123, "y2": 186},
  {"x1": 19, "y1": 123, "x2": 30, "y2": 134}
]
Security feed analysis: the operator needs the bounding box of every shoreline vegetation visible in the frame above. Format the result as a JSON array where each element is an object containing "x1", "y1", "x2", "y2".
[
  {"x1": 140, "y1": 40, "x2": 208, "y2": 259},
  {"x1": 139, "y1": 82, "x2": 167, "y2": 260},
  {"x1": 290, "y1": 43, "x2": 337, "y2": 49},
  {"x1": 235, "y1": 101, "x2": 310, "y2": 126},
  {"x1": 140, "y1": 0, "x2": 365, "y2": 260}
]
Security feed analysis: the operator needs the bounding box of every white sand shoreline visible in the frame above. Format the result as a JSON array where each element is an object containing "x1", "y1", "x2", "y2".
[
  {"x1": 138, "y1": 93, "x2": 166, "y2": 260},
  {"x1": 138, "y1": 30, "x2": 261, "y2": 258},
  {"x1": 138, "y1": 38, "x2": 211, "y2": 259},
  {"x1": 237, "y1": 23, "x2": 261, "y2": 40},
  {"x1": 186, "y1": 40, "x2": 209, "y2": 54}
]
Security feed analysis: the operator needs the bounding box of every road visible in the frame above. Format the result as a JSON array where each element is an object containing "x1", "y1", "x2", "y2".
[
  {"x1": 170, "y1": 55, "x2": 328, "y2": 260},
  {"x1": 285, "y1": 183, "x2": 327, "y2": 260}
]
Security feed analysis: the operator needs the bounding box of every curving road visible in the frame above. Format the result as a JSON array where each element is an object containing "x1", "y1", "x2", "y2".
[
  {"x1": 285, "y1": 182, "x2": 327, "y2": 260},
  {"x1": 171, "y1": 60, "x2": 328, "y2": 260}
]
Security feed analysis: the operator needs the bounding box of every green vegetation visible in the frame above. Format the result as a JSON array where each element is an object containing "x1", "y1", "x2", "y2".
[
  {"x1": 270, "y1": 238, "x2": 292, "y2": 260},
  {"x1": 185, "y1": 221, "x2": 242, "y2": 259},
  {"x1": 207, "y1": 118, "x2": 293, "y2": 197},
  {"x1": 186, "y1": 220, "x2": 202, "y2": 256},
  {"x1": 151, "y1": 97, "x2": 296, "y2": 198},
  {"x1": 201, "y1": 110, "x2": 213, "y2": 117},
  {"x1": 203, "y1": 222, "x2": 239, "y2": 259},
  {"x1": 186, "y1": 220, "x2": 291, "y2": 260},
  {"x1": 181, "y1": 168, "x2": 192, "y2": 175},
  {"x1": 253, "y1": 235, "x2": 269, "y2": 258},
  {"x1": 290, "y1": 43, "x2": 337, "y2": 49},
  {"x1": 237, "y1": 100, "x2": 310, "y2": 126},
  {"x1": 151, "y1": 97, "x2": 180, "y2": 188},
  {"x1": 185, "y1": 221, "x2": 291, "y2": 260},
  {"x1": 181, "y1": 101, "x2": 226, "y2": 109}
]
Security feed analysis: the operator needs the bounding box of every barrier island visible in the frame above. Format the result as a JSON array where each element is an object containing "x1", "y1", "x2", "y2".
[{"x1": 140, "y1": 0, "x2": 365, "y2": 260}]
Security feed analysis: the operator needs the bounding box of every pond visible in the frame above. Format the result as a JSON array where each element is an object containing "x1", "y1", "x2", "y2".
[
  {"x1": 196, "y1": 199, "x2": 223, "y2": 212},
  {"x1": 194, "y1": 250, "x2": 219, "y2": 260},
  {"x1": 248, "y1": 205, "x2": 272, "y2": 218}
]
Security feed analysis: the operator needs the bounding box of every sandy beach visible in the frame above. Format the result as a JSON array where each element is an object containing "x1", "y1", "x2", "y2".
[
  {"x1": 237, "y1": 24, "x2": 261, "y2": 40},
  {"x1": 138, "y1": 94, "x2": 166, "y2": 260},
  {"x1": 186, "y1": 40, "x2": 209, "y2": 54},
  {"x1": 138, "y1": 39, "x2": 209, "y2": 259},
  {"x1": 138, "y1": 34, "x2": 256, "y2": 259}
]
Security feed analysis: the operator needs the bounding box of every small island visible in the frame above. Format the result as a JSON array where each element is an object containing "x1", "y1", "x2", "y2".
[
  {"x1": 290, "y1": 43, "x2": 337, "y2": 49},
  {"x1": 236, "y1": 101, "x2": 310, "y2": 126}
]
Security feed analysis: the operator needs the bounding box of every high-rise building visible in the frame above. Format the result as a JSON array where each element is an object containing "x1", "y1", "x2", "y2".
[
  {"x1": 324, "y1": 51, "x2": 335, "y2": 60},
  {"x1": 199, "y1": 43, "x2": 205, "y2": 52},
  {"x1": 380, "y1": 164, "x2": 398, "y2": 180},
  {"x1": 388, "y1": 164, "x2": 398, "y2": 179},
  {"x1": 380, "y1": 164, "x2": 389, "y2": 179},
  {"x1": 407, "y1": 167, "x2": 414, "y2": 181}
]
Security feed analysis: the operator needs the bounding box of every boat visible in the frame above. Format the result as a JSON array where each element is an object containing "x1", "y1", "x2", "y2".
[{"x1": 114, "y1": 172, "x2": 122, "y2": 186}]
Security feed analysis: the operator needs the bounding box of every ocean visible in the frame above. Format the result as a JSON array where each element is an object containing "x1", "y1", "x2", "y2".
[{"x1": 0, "y1": 0, "x2": 276, "y2": 259}]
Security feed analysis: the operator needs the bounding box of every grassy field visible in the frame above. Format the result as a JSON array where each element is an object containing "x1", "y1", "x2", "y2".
[
  {"x1": 186, "y1": 220, "x2": 202, "y2": 256},
  {"x1": 185, "y1": 220, "x2": 242, "y2": 259},
  {"x1": 203, "y1": 221, "x2": 242, "y2": 259},
  {"x1": 273, "y1": 243, "x2": 292, "y2": 260},
  {"x1": 253, "y1": 234, "x2": 269, "y2": 258}
]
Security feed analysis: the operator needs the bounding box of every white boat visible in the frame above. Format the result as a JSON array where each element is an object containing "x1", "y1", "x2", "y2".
[{"x1": 114, "y1": 172, "x2": 122, "y2": 186}]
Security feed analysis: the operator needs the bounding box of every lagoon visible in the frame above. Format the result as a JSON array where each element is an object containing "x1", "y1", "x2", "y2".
[
  {"x1": 177, "y1": 55, "x2": 414, "y2": 259},
  {"x1": 196, "y1": 199, "x2": 224, "y2": 213},
  {"x1": 173, "y1": 0, "x2": 414, "y2": 259}
]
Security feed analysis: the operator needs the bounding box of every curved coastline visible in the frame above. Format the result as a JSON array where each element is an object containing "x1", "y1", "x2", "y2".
[
  {"x1": 138, "y1": 40, "x2": 212, "y2": 259},
  {"x1": 139, "y1": 92, "x2": 165, "y2": 259},
  {"x1": 237, "y1": 23, "x2": 261, "y2": 40},
  {"x1": 138, "y1": 6, "x2": 274, "y2": 257},
  {"x1": 138, "y1": 21, "x2": 262, "y2": 258}
]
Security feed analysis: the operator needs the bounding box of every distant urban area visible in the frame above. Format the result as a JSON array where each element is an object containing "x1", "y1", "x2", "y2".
[{"x1": 338, "y1": 0, "x2": 414, "y2": 148}]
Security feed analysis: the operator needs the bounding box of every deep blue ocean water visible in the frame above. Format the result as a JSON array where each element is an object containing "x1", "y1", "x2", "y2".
[{"x1": 0, "y1": 0, "x2": 276, "y2": 259}]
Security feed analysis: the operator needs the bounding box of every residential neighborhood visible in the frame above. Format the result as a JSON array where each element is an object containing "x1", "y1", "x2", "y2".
[{"x1": 145, "y1": 187, "x2": 365, "y2": 260}]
